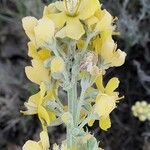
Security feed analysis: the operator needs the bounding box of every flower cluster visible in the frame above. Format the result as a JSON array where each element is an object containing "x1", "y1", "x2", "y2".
[
  {"x1": 132, "y1": 101, "x2": 150, "y2": 122},
  {"x1": 21, "y1": 0, "x2": 126, "y2": 149}
]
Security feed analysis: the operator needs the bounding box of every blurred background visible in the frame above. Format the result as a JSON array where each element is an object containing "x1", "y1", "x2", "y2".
[{"x1": 0, "y1": 0, "x2": 150, "y2": 150}]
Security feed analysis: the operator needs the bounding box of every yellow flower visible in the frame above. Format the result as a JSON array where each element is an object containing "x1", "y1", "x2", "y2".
[
  {"x1": 21, "y1": 82, "x2": 56, "y2": 130},
  {"x1": 96, "y1": 77, "x2": 123, "y2": 130},
  {"x1": 28, "y1": 42, "x2": 51, "y2": 61},
  {"x1": 85, "y1": 9, "x2": 113, "y2": 33},
  {"x1": 23, "y1": 131, "x2": 50, "y2": 150},
  {"x1": 25, "y1": 59, "x2": 50, "y2": 85},
  {"x1": 93, "y1": 33, "x2": 126, "y2": 69},
  {"x1": 86, "y1": 8, "x2": 126, "y2": 69},
  {"x1": 89, "y1": 76, "x2": 123, "y2": 131},
  {"x1": 87, "y1": 9, "x2": 126, "y2": 69},
  {"x1": 43, "y1": 0, "x2": 100, "y2": 40},
  {"x1": 22, "y1": 17, "x2": 55, "y2": 48}
]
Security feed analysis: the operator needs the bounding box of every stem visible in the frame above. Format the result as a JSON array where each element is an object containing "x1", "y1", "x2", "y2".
[
  {"x1": 67, "y1": 124, "x2": 73, "y2": 149},
  {"x1": 67, "y1": 81, "x2": 77, "y2": 149},
  {"x1": 81, "y1": 32, "x2": 98, "y2": 55},
  {"x1": 79, "y1": 114, "x2": 92, "y2": 129},
  {"x1": 56, "y1": 43, "x2": 66, "y2": 60},
  {"x1": 76, "y1": 88, "x2": 86, "y2": 125},
  {"x1": 48, "y1": 40, "x2": 60, "y2": 57}
]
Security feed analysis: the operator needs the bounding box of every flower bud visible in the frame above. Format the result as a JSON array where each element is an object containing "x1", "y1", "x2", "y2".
[
  {"x1": 132, "y1": 101, "x2": 150, "y2": 122},
  {"x1": 51, "y1": 57, "x2": 65, "y2": 74}
]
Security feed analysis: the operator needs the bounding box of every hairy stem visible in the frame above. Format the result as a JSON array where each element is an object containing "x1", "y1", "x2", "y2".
[{"x1": 67, "y1": 81, "x2": 77, "y2": 149}]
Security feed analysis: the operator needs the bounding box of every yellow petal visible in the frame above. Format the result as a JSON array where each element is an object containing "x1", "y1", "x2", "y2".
[
  {"x1": 27, "y1": 42, "x2": 51, "y2": 61},
  {"x1": 40, "y1": 82, "x2": 46, "y2": 100},
  {"x1": 100, "y1": 38, "x2": 115, "y2": 60},
  {"x1": 40, "y1": 131, "x2": 50, "y2": 150},
  {"x1": 85, "y1": 15, "x2": 99, "y2": 31},
  {"x1": 111, "y1": 49, "x2": 127, "y2": 67},
  {"x1": 95, "y1": 75, "x2": 104, "y2": 92},
  {"x1": 45, "y1": 89, "x2": 55, "y2": 101},
  {"x1": 29, "y1": 92, "x2": 41, "y2": 105},
  {"x1": 79, "y1": 0, "x2": 100, "y2": 20},
  {"x1": 38, "y1": 106, "x2": 51, "y2": 127},
  {"x1": 25, "y1": 59, "x2": 50, "y2": 85},
  {"x1": 34, "y1": 18, "x2": 55, "y2": 48},
  {"x1": 105, "y1": 77, "x2": 120, "y2": 94},
  {"x1": 43, "y1": 3, "x2": 58, "y2": 17},
  {"x1": 56, "y1": 18, "x2": 85, "y2": 40},
  {"x1": 77, "y1": 39, "x2": 85, "y2": 49},
  {"x1": 46, "y1": 12, "x2": 66, "y2": 29},
  {"x1": 94, "y1": 9, "x2": 104, "y2": 19},
  {"x1": 37, "y1": 49, "x2": 51, "y2": 61},
  {"x1": 38, "y1": 105, "x2": 56, "y2": 128},
  {"x1": 22, "y1": 16, "x2": 38, "y2": 32},
  {"x1": 92, "y1": 36, "x2": 102, "y2": 54},
  {"x1": 22, "y1": 16, "x2": 38, "y2": 42},
  {"x1": 99, "y1": 116, "x2": 111, "y2": 131},
  {"x1": 100, "y1": 30, "x2": 113, "y2": 41},
  {"x1": 47, "y1": 111, "x2": 56, "y2": 122},
  {"x1": 28, "y1": 42, "x2": 37, "y2": 58},
  {"x1": 95, "y1": 94, "x2": 116, "y2": 117},
  {"x1": 94, "y1": 10, "x2": 113, "y2": 32},
  {"x1": 22, "y1": 140, "x2": 42, "y2": 150},
  {"x1": 88, "y1": 120, "x2": 95, "y2": 127},
  {"x1": 20, "y1": 92, "x2": 41, "y2": 115}
]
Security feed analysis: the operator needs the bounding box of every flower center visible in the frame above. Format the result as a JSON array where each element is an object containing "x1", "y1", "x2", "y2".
[{"x1": 64, "y1": 0, "x2": 81, "y2": 16}]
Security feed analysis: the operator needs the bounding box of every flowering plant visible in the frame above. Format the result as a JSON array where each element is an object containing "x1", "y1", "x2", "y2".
[
  {"x1": 132, "y1": 101, "x2": 150, "y2": 122},
  {"x1": 21, "y1": 0, "x2": 126, "y2": 149}
]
